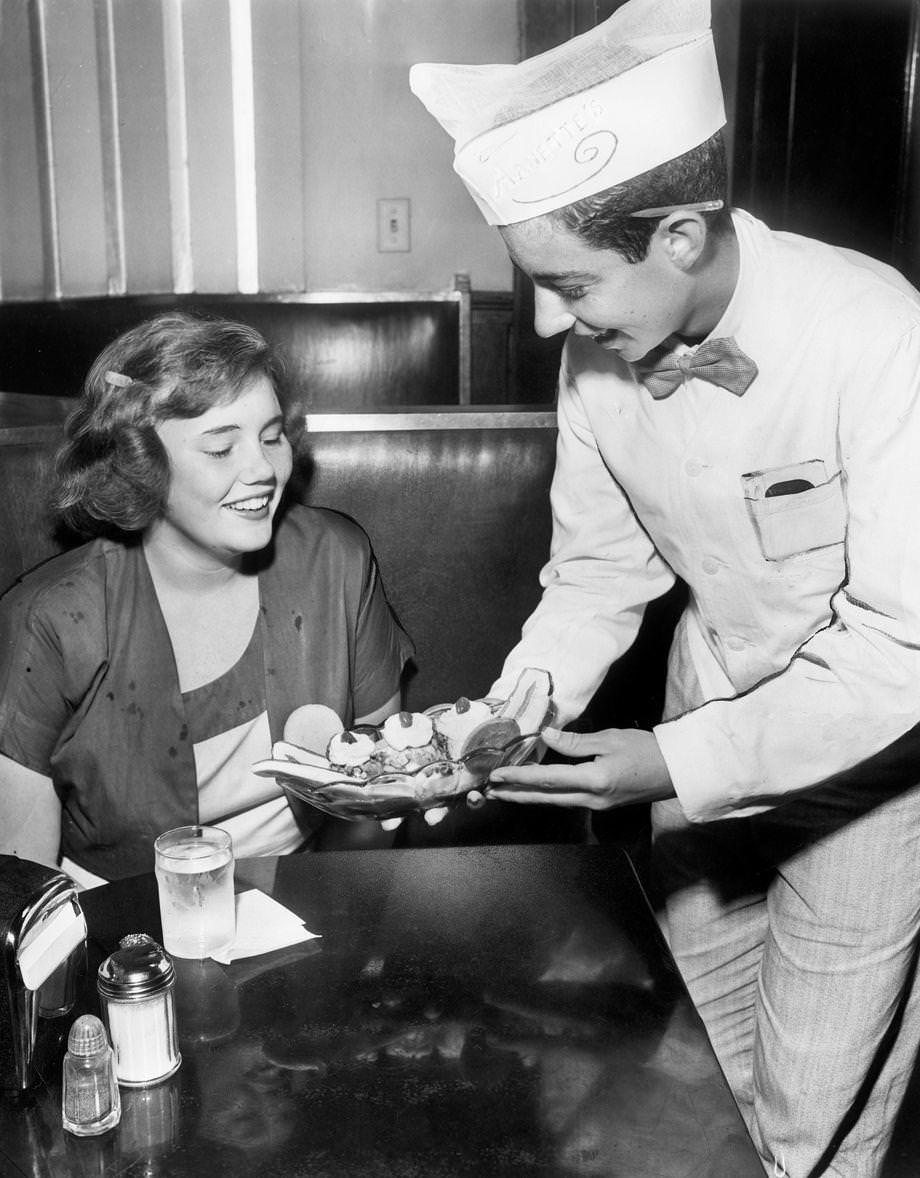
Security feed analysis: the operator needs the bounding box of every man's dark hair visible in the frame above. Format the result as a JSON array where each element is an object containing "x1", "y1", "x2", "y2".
[{"x1": 549, "y1": 132, "x2": 731, "y2": 262}]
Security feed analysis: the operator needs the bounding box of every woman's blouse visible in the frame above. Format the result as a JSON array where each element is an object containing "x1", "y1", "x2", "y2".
[
  {"x1": 187, "y1": 619, "x2": 303, "y2": 856},
  {"x1": 0, "y1": 504, "x2": 413, "y2": 878}
]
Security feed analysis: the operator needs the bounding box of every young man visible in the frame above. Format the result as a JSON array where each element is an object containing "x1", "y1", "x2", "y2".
[{"x1": 411, "y1": 1, "x2": 920, "y2": 1175}]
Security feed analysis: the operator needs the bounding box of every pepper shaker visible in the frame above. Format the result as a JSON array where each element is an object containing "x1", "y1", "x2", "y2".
[
  {"x1": 61, "y1": 1014, "x2": 121, "y2": 1136},
  {"x1": 97, "y1": 934, "x2": 181, "y2": 1087}
]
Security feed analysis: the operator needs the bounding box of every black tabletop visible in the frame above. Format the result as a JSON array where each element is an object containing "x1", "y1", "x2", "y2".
[{"x1": 0, "y1": 844, "x2": 763, "y2": 1177}]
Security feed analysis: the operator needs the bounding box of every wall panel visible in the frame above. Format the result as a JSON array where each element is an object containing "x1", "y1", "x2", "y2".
[
  {"x1": 181, "y1": 0, "x2": 237, "y2": 291},
  {"x1": 112, "y1": 0, "x2": 173, "y2": 293},
  {"x1": 0, "y1": 0, "x2": 44, "y2": 298},
  {"x1": 43, "y1": 0, "x2": 108, "y2": 295},
  {"x1": 252, "y1": 0, "x2": 306, "y2": 291},
  {"x1": 1, "y1": 0, "x2": 514, "y2": 304},
  {"x1": 299, "y1": 0, "x2": 515, "y2": 292}
]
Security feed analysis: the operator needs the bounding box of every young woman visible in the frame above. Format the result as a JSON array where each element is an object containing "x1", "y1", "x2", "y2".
[{"x1": 0, "y1": 312, "x2": 412, "y2": 884}]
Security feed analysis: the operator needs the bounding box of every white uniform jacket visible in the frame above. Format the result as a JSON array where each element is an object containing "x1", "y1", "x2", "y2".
[{"x1": 493, "y1": 210, "x2": 920, "y2": 821}]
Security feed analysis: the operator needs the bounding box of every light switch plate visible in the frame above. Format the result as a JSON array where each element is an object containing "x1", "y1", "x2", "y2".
[{"x1": 377, "y1": 198, "x2": 411, "y2": 252}]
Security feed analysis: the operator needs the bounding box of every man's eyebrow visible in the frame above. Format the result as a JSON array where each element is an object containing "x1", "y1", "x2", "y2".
[{"x1": 532, "y1": 269, "x2": 595, "y2": 285}]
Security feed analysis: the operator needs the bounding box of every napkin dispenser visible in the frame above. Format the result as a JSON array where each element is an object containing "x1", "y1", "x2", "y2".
[{"x1": 0, "y1": 855, "x2": 87, "y2": 1091}]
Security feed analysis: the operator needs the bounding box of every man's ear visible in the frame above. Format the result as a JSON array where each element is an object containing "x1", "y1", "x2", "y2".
[{"x1": 656, "y1": 212, "x2": 708, "y2": 271}]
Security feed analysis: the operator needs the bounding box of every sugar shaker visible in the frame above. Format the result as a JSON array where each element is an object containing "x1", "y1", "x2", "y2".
[{"x1": 97, "y1": 933, "x2": 181, "y2": 1087}]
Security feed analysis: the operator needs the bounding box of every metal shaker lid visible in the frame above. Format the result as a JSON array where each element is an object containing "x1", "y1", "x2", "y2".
[{"x1": 97, "y1": 932, "x2": 175, "y2": 999}]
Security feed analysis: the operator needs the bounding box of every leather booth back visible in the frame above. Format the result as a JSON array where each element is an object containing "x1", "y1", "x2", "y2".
[{"x1": 298, "y1": 412, "x2": 555, "y2": 708}]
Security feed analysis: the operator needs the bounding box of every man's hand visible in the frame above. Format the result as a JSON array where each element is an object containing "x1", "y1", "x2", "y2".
[{"x1": 485, "y1": 727, "x2": 675, "y2": 810}]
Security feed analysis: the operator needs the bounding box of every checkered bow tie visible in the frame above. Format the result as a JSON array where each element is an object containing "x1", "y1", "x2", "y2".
[{"x1": 636, "y1": 336, "x2": 758, "y2": 400}]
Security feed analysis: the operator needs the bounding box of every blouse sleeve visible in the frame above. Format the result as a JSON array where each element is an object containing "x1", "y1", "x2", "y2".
[
  {"x1": 351, "y1": 551, "x2": 414, "y2": 717},
  {"x1": 0, "y1": 581, "x2": 73, "y2": 773}
]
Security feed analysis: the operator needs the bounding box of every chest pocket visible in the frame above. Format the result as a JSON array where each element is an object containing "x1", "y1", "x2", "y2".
[{"x1": 744, "y1": 470, "x2": 846, "y2": 562}]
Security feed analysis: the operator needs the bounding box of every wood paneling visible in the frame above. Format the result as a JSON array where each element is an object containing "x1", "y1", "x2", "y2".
[
  {"x1": 471, "y1": 291, "x2": 514, "y2": 405},
  {"x1": 0, "y1": 292, "x2": 469, "y2": 407},
  {"x1": 732, "y1": 0, "x2": 917, "y2": 266}
]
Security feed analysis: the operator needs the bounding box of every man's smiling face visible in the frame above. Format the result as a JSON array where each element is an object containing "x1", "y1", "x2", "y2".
[{"x1": 499, "y1": 215, "x2": 697, "y2": 364}]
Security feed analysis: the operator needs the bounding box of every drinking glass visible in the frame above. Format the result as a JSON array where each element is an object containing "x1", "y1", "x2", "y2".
[{"x1": 153, "y1": 826, "x2": 235, "y2": 960}]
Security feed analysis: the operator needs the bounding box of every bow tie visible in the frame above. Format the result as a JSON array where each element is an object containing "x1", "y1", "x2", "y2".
[{"x1": 635, "y1": 336, "x2": 758, "y2": 400}]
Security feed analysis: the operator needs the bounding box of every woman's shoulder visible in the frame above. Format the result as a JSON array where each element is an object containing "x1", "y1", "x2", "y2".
[
  {"x1": 1, "y1": 537, "x2": 132, "y2": 618},
  {"x1": 261, "y1": 504, "x2": 376, "y2": 597},
  {"x1": 274, "y1": 502, "x2": 372, "y2": 555}
]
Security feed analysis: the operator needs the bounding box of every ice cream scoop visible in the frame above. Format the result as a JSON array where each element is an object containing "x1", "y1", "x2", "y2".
[
  {"x1": 327, "y1": 730, "x2": 376, "y2": 769},
  {"x1": 433, "y1": 697, "x2": 494, "y2": 758},
  {"x1": 381, "y1": 711, "x2": 435, "y2": 751}
]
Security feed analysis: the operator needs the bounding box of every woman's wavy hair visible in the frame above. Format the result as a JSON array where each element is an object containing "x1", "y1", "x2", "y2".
[
  {"x1": 53, "y1": 311, "x2": 299, "y2": 538},
  {"x1": 549, "y1": 132, "x2": 732, "y2": 263}
]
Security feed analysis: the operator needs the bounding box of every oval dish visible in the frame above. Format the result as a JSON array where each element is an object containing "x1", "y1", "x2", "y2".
[{"x1": 252, "y1": 671, "x2": 554, "y2": 822}]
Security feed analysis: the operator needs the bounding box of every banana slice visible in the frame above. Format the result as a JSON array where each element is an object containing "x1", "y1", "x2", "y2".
[
  {"x1": 457, "y1": 669, "x2": 553, "y2": 762},
  {"x1": 495, "y1": 668, "x2": 554, "y2": 733},
  {"x1": 271, "y1": 741, "x2": 333, "y2": 770},
  {"x1": 456, "y1": 716, "x2": 519, "y2": 760}
]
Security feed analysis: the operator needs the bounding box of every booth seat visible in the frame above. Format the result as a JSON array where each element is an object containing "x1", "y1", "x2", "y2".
[{"x1": 298, "y1": 410, "x2": 555, "y2": 709}]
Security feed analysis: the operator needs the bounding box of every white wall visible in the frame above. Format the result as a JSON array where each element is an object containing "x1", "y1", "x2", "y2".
[
  {"x1": 301, "y1": 0, "x2": 517, "y2": 292},
  {"x1": 0, "y1": 0, "x2": 517, "y2": 300}
]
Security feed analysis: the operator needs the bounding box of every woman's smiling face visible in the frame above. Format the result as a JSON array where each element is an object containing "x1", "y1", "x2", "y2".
[{"x1": 150, "y1": 374, "x2": 292, "y2": 567}]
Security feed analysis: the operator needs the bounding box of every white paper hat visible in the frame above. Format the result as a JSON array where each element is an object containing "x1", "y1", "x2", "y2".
[{"x1": 410, "y1": 0, "x2": 725, "y2": 225}]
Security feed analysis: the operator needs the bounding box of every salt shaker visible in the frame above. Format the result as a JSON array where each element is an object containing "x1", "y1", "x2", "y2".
[
  {"x1": 97, "y1": 933, "x2": 181, "y2": 1087},
  {"x1": 61, "y1": 1013, "x2": 121, "y2": 1136}
]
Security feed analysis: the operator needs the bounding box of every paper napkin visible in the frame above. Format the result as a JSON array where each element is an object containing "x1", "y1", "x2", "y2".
[{"x1": 211, "y1": 888, "x2": 320, "y2": 964}]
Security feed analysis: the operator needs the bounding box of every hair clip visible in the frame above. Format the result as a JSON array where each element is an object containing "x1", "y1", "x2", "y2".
[
  {"x1": 104, "y1": 370, "x2": 133, "y2": 388},
  {"x1": 629, "y1": 199, "x2": 725, "y2": 219}
]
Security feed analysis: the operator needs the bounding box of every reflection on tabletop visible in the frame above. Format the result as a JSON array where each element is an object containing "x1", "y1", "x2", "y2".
[
  {"x1": 0, "y1": 847, "x2": 761, "y2": 1176},
  {"x1": 174, "y1": 918, "x2": 745, "y2": 1175}
]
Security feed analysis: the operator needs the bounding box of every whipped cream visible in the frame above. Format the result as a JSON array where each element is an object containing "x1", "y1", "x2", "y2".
[
  {"x1": 433, "y1": 697, "x2": 493, "y2": 757},
  {"x1": 381, "y1": 710, "x2": 434, "y2": 751},
  {"x1": 327, "y1": 730, "x2": 376, "y2": 768}
]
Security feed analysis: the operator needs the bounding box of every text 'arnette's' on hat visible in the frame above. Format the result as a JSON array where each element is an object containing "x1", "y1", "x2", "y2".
[{"x1": 409, "y1": 0, "x2": 725, "y2": 226}]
